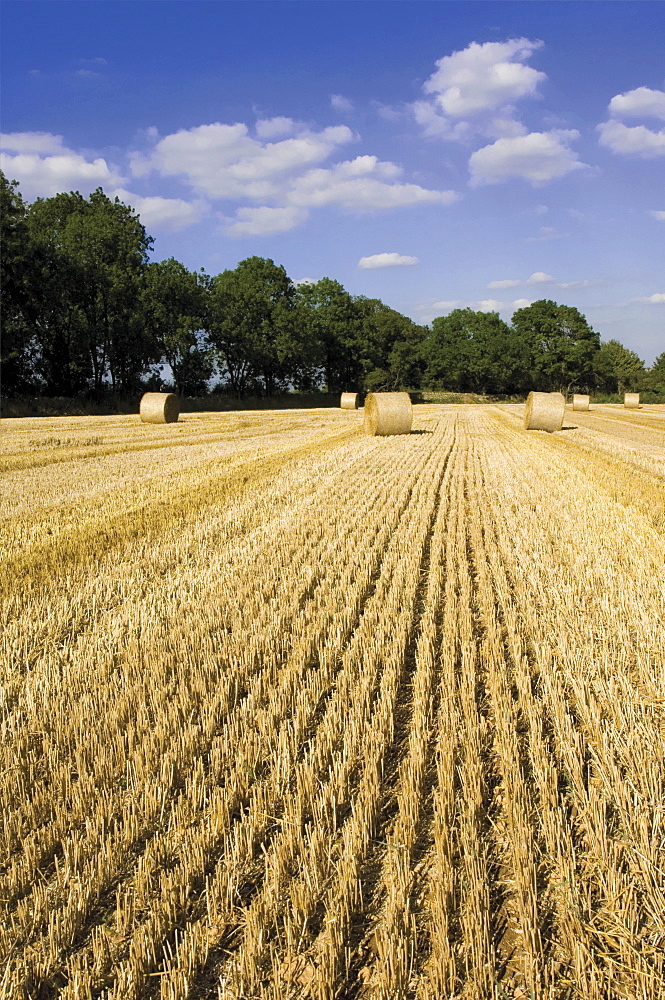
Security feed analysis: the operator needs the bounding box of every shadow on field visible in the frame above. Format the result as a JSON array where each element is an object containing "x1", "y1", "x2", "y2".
[{"x1": 410, "y1": 429, "x2": 434, "y2": 435}]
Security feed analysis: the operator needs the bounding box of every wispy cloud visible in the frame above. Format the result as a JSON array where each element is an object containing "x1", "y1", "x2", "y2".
[
  {"x1": 358, "y1": 253, "x2": 419, "y2": 269},
  {"x1": 331, "y1": 94, "x2": 353, "y2": 113}
]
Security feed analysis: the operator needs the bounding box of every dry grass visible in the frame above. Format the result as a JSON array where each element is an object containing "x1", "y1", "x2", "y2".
[{"x1": 1, "y1": 403, "x2": 664, "y2": 999}]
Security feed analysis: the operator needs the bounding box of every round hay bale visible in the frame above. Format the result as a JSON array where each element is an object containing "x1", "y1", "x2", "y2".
[
  {"x1": 340, "y1": 392, "x2": 359, "y2": 410},
  {"x1": 624, "y1": 392, "x2": 640, "y2": 409},
  {"x1": 524, "y1": 391, "x2": 565, "y2": 431},
  {"x1": 572, "y1": 393, "x2": 590, "y2": 411},
  {"x1": 139, "y1": 392, "x2": 180, "y2": 424},
  {"x1": 364, "y1": 392, "x2": 413, "y2": 436}
]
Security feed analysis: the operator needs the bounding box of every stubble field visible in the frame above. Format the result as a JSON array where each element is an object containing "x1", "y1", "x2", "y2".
[{"x1": 1, "y1": 402, "x2": 664, "y2": 1000}]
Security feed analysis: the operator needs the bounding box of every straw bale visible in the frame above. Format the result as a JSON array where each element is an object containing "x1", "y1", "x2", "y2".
[
  {"x1": 572, "y1": 393, "x2": 590, "y2": 411},
  {"x1": 624, "y1": 392, "x2": 640, "y2": 409},
  {"x1": 340, "y1": 392, "x2": 359, "y2": 410},
  {"x1": 139, "y1": 392, "x2": 181, "y2": 424},
  {"x1": 363, "y1": 392, "x2": 413, "y2": 436},
  {"x1": 524, "y1": 391, "x2": 565, "y2": 431}
]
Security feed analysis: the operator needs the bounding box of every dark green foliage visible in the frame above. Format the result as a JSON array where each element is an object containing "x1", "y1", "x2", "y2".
[
  {"x1": 143, "y1": 259, "x2": 213, "y2": 396},
  {"x1": 423, "y1": 309, "x2": 528, "y2": 395},
  {"x1": 2, "y1": 174, "x2": 658, "y2": 407},
  {"x1": 593, "y1": 339, "x2": 647, "y2": 394},
  {"x1": 511, "y1": 299, "x2": 600, "y2": 392}
]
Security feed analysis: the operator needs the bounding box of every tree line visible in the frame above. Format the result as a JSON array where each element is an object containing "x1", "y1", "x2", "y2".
[{"x1": 2, "y1": 172, "x2": 663, "y2": 401}]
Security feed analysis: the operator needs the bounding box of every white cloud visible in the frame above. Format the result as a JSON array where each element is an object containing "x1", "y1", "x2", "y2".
[
  {"x1": 287, "y1": 156, "x2": 459, "y2": 211},
  {"x1": 412, "y1": 101, "x2": 473, "y2": 141},
  {"x1": 1, "y1": 131, "x2": 67, "y2": 154},
  {"x1": 223, "y1": 205, "x2": 308, "y2": 237},
  {"x1": 130, "y1": 121, "x2": 356, "y2": 199},
  {"x1": 487, "y1": 279, "x2": 520, "y2": 289},
  {"x1": 111, "y1": 188, "x2": 206, "y2": 230},
  {"x1": 331, "y1": 94, "x2": 353, "y2": 112},
  {"x1": 254, "y1": 116, "x2": 300, "y2": 139},
  {"x1": 0, "y1": 132, "x2": 124, "y2": 200},
  {"x1": 609, "y1": 87, "x2": 665, "y2": 120},
  {"x1": 526, "y1": 271, "x2": 554, "y2": 284},
  {"x1": 650, "y1": 210, "x2": 665, "y2": 220},
  {"x1": 358, "y1": 253, "x2": 419, "y2": 269},
  {"x1": 426, "y1": 296, "x2": 534, "y2": 318},
  {"x1": 469, "y1": 130, "x2": 585, "y2": 185},
  {"x1": 636, "y1": 293, "x2": 665, "y2": 304},
  {"x1": 423, "y1": 38, "x2": 545, "y2": 117},
  {"x1": 597, "y1": 119, "x2": 665, "y2": 157}
]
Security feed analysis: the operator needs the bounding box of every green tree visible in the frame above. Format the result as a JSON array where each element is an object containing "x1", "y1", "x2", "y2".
[
  {"x1": 143, "y1": 259, "x2": 213, "y2": 396},
  {"x1": 355, "y1": 298, "x2": 427, "y2": 390},
  {"x1": 422, "y1": 308, "x2": 528, "y2": 394},
  {"x1": 0, "y1": 172, "x2": 41, "y2": 394},
  {"x1": 208, "y1": 257, "x2": 298, "y2": 396},
  {"x1": 593, "y1": 339, "x2": 646, "y2": 394},
  {"x1": 511, "y1": 299, "x2": 600, "y2": 392},
  {"x1": 27, "y1": 188, "x2": 153, "y2": 394},
  {"x1": 294, "y1": 278, "x2": 365, "y2": 392},
  {"x1": 645, "y1": 351, "x2": 665, "y2": 396}
]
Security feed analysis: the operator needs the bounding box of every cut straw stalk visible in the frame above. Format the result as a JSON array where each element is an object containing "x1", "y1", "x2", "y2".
[
  {"x1": 340, "y1": 392, "x2": 359, "y2": 410},
  {"x1": 624, "y1": 392, "x2": 640, "y2": 409},
  {"x1": 139, "y1": 392, "x2": 180, "y2": 424},
  {"x1": 524, "y1": 391, "x2": 565, "y2": 432},
  {"x1": 363, "y1": 392, "x2": 413, "y2": 436},
  {"x1": 572, "y1": 394, "x2": 590, "y2": 411}
]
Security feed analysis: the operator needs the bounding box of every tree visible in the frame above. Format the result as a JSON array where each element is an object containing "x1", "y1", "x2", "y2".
[
  {"x1": 27, "y1": 188, "x2": 153, "y2": 395},
  {"x1": 0, "y1": 172, "x2": 41, "y2": 395},
  {"x1": 511, "y1": 299, "x2": 600, "y2": 392},
  {"x1": 645, "y1": 351, "x2": 665, "y2": 396},
  {"x1": 355, "y1": 298, "x2": 427, "y2": 390},
  {"x1": 293, "y1": 278, "x2": 365, "y2": 392},
  {"x1": 143, "y1": 259, "x2": 213, "y2": 396},
  {"x1": 208, "y1": 257, "x2": 297, "y2": 396},
  {"x1": 422, "y1": 308, "x2": 528, "y2": 394},
  {"x1": 593, "y1": 339, "x2": 646, "y2": 394}
]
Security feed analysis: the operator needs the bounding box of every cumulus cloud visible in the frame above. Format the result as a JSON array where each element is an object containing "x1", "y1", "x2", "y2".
[
  {"x1": 223, "y1": 205, "x2": 308, "y2": 237},
  {"x1": 597, "y1": 119, "x2": 665, "y2": 157},
  {"x1": 636, "y1": 292, "x2": 665, "y2": 304},
  {"x1": 608, "y1": 87, "x2": 665, "y2": 120},
  {"x1": 1, "y1": 131, "x2": 66, "y2": 154},
  {"x1": 0, "y1": 131, "x2": 124, "y2": 200},
  {"x1": 413, "y1": 38, "x2": 545, "y2": 144},
  {"x1": 598, "y1": 87, "x2": 665, "y2": 157},
  {"x1": 111, "y1": 188, "x2": 206, "y2": 230},
  {"x1": 254, "y1": 116, "x2": 300, "y2": 139},
  {"x1": 286, "y1": 156, "x2": 459, "y2": 211},
  {"x1": 469, "y1": 130, "x2": 585, "y2": 185},
  {"x1": 130, "y1": 122, "x2": 356, "y2": 199},
  {"x1": 423, "y1": 38, "x2": 545, "y2": 117},
  {"x1": 358, "y1": 253, "x2": 419, "y2": 269}
]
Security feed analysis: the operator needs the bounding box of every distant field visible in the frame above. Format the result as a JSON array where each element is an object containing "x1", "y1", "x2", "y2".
[{"x1": 2, "y1": 403, "x2": 664, "y2": 999}]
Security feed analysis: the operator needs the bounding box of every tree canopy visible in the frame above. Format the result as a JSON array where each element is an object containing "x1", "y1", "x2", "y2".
[{"x1": 2, "y1": 172, "x2": 660, "y2": 404}]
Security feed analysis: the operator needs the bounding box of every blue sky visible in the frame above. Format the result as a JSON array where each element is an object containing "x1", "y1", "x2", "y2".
[{"x1": 2, "y1": 1, "x2": 664, "y2": 363}]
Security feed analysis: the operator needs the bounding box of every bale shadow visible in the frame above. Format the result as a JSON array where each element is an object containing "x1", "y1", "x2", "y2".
[{"x1": 409, "y1": 429, "x2": 434, "y2": 434}]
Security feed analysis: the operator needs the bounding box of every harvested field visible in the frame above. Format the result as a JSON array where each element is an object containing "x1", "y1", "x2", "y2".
[{"x1": 1, "y1": 403, "x2": 664, "y2": 1000}]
